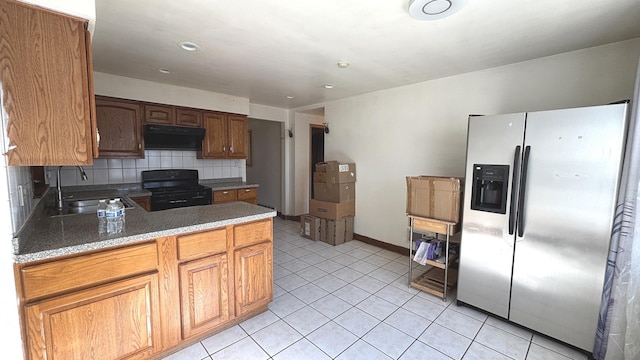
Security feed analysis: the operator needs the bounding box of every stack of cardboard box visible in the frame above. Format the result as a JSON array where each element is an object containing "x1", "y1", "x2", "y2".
[{"x1": 301, "y1": 161, "x2": 356, "y2": 245}]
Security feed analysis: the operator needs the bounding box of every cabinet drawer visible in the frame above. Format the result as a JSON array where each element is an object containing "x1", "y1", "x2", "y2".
[
  {"x1": 233, "y1": 219, "x2": 272, "y2": 248},
  {"x1": 213, "y1": 190, "x2": 237, "y2": 203},
  {"x1": 237, "y1": 187, "x2": 257, "y2": 200},
  {"x1": 177, "y1": 228, "x2": 228, "y2": 261},
  {"x1": 21, "y1": 242, "x2": 158, "y2": 301}
]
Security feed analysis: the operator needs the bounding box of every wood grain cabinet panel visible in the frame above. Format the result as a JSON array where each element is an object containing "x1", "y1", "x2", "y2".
[
  {"x1": 144, "y1": 104, "x2": 175, "y2": 125},
  {"x1": 95, "y1": 96, "x2": 144, "y2": 158},
  {"x1": 212, "y1": 188, "x2": 258, "y2": 205},
  {"x1": 227, "y1": 115, "x2": 248, "y2": 159},
  {"x1": 176, "y1": 108, "x2": 203, "y2": 127},
  {"x1": 234, "y1": 242, "x2": 273, "y2": 316},
  {"x1": 176, "y1": 228, "x2": 227, "y2": 261},
  {"x1": 201, "y1": 112, "x2": 228, "y2": 158},
  {"x1": 233, "y1": 219, "x2": 272, "y2": 248},
  {"x1": 0, "y1": 0, "x2": 96, "y2": 165},
  {"x1": 213, "y1": 189, "x2": 238, "y2": 204},
  {"x1": 21, "y1": 242, "x2": 158, "y2": 301},
  {"x1": 179, "y1": 254, "x2": 230, "y2": 339},
  {"x1": 199, "y1": 112, "x2": 248, "y2": 159},
  {"x1": 25, "y1": 273, "x2": 161, "y2": 360},
  {"x1": 237, "y1": 187, "x2": 258, "y2": 204}
]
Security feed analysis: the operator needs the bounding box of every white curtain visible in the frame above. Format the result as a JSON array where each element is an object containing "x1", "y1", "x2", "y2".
[{"x1": 594, "y1": 56, "x2": 640, "y2": 360}]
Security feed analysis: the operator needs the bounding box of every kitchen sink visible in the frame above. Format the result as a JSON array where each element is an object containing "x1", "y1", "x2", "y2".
[{"x1": 46, "y1": 197, "x2": 135, "y2": 217}]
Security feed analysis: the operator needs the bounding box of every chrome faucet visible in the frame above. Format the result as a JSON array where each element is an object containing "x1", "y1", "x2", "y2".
[{"x1": 56, "y1": 166, "x2": 88, "y2": 210}]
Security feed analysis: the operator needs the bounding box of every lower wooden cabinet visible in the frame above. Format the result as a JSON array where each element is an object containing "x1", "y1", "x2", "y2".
[
  {"x1": 213, "y1": 187, "x2": 258, "y2": 205},
  {"x1": 25, "y1": 273, "x2": 161, "y2": 360},
  {"x1": 234, "y1": 241, "x2": 273, "y2": 316},
  {"x1": 17, "y1": 218, "x2": 273, "y2": 360},
  {"x1": 179, "y1": 253, "x2": 230, "y2": 339}
]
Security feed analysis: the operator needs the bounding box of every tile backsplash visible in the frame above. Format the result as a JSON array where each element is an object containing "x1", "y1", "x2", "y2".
[{"x1": 46, "y1": 150, "x2": 246, "y2": 186}]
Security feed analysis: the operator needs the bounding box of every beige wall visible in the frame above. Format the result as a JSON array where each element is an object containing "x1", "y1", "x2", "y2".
[
  {"x1": 294, "y1": 38, "x2": 640, "y2": 248},
  {"x1": 93, "y1": 72, "x2": 251, "y2": 115}
]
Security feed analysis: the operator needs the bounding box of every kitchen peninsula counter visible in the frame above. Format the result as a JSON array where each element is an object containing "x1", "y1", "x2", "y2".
[
  {"x1": 14, "y1": 193, "x2": 275, "y2": 263},
  {"x1": 14, "y1": 185, "x2": 276, "y2": 360}
]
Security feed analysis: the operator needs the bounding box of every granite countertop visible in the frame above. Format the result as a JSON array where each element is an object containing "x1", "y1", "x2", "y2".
[{"x1": 14, "y1": 182, "x2": 274, "y2": 264}]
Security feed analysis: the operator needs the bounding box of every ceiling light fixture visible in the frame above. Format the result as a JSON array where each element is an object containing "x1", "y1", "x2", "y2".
[
  {"x1": 408, "y1": 0, "x2": 467, "y2": 20},
  {"x1": 337, "y1": 61, "x2": 350, "y2": 69},
  {"x1": 323, "y1": 84, "x2": 335, "y2": 89},
  {"x1": 286, "y1": 96, "x2": 295, "y2": 99},
  {"x1": 158, "y1": 68, "x2": 172, "y2": 74},
  {"x1": 178, "y1": 41, "x2": 200, "y2": 51}
]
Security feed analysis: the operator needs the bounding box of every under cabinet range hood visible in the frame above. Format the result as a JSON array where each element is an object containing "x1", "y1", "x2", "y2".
[{"x1": 144, "y1": 124, "x2": 205, "y2": 150}]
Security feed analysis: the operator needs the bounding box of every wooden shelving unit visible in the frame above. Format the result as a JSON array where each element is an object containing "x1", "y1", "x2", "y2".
[{"x1": 407, "y1": 215, "x2": 460, "y2": 301}]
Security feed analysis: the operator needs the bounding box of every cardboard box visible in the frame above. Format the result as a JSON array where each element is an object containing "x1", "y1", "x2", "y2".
[
  {"x1": 313, "y1": 182, "x2": 355, "y2": 202},
  {"x1": 314, "y1": 161, "x2": 356, "y2": 183},
  {"x1": 300, "y1": 214, "x2": 321, "y2": 240},
  {"x1": 320, "y1": 216, "x2": 355, "y2": 245},
  {"x1": 309, "y1": 199, "x2": 355, "y2": 220},
  {"x1": 406, "y1": 176, "x2": 463, "y2": 222},
  {"x1": 345, "y1": 216, "x2": 354, "y2": 242}
]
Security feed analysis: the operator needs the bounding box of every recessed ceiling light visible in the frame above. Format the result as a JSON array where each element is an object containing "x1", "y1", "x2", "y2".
[
  {"x1": 178, "y1": 41, "x2": 200, "y2": 51},
  {"x1": 323, "y1": 84, "x2": 335, "y2": 89},
  {"x1": 286, "y1": 96, "x2": 295, "y2": 99},
  {"x1": 158, "y1": 68, "x2": 172, "y2": 74},
  {"x1": 337, "y1": 61, "x2": 350, "y2": 69},
  {"x1": 408, "y1": 0, "x2": 467, "y2": 20}
]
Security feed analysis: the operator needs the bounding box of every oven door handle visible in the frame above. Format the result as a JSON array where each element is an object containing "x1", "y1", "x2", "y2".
[{"x1": 169, "y1": 199, "x2": 188, "y2": 204}]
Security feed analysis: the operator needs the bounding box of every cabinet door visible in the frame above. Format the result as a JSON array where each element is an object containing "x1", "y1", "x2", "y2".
[
  {"x1": 179, "y1": 254, "x2": 230, "y2": 339},
  {"x1": 145, "y1": 104, "x2": 175, "y2": 125},
  {"x1": 234, "y1": 242, "x2": 272, "y2": 316},
  {"x1": 0, "y1": 1, "x2": 95, "y2": 166},
  {"x1": 95, "y1": 97, "x2": 144, "y2": 158},
  {"x1": 201, "y1": 112, "x2": 228, "y2": 158},
  {"x1": 228, "y1": 115, "x2": 248, "y2": 159},
  {"x1": 176, "y1": 108, "x2": 203, "y2": 127},
  {"x1": 25, "y1": 273, "x2": 161, "y2": 360}
]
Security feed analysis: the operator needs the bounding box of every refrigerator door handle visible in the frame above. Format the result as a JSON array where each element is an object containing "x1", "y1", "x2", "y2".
[
  {"x1": 508, "y1": 145, "x2": 522, "y2": 235},
  {"x1": 517, "y1": 146, "x2": 531, "y2": 237}
]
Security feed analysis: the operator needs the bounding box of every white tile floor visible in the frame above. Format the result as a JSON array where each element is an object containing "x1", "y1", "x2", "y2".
[{"x1": 162, "y1": 218, "x2": 590, "y2": 360}]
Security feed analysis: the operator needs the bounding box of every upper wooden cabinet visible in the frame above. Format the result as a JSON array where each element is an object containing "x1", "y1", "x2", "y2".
[
  {"x1": 144, "y1": 103, "x2": 202, "y2": 128},
  {"x1": 200, "y1": 112, "x2": 248, "y2": 159},
  {"x1": 145, "y1": 104, "x2": 175, "y2": 125},
  {"x1": 95, "y1": 96, "x2": 144, "y2": 158},
  {"x1": 176, "y1": 108, "x2": 203, "y2": 127},
  {"x1": 0, "y1": 0, "x2": 97, "y2": 166}
]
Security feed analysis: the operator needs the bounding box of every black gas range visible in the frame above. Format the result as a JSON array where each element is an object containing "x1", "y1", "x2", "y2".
[{"x1": 141, "y1": 169, "x2": 212, "y2": 211}]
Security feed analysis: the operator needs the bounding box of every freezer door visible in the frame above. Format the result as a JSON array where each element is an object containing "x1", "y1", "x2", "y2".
[
  {"x1": 458, "y1": 113, "x2": 525, "y2": 318},
  {"x1": 509, "y1": 103, "x2": 628, "y2": 351}
]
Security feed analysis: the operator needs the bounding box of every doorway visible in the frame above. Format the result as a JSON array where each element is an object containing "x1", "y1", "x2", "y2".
[{"x1": 310, "y1": 125, "x2": 325, "y2": 198}]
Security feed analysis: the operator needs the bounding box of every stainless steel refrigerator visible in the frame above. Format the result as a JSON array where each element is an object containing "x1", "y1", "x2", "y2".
[{"x1": 457, "y1": 102, "x2": 628, "y2": 352}]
